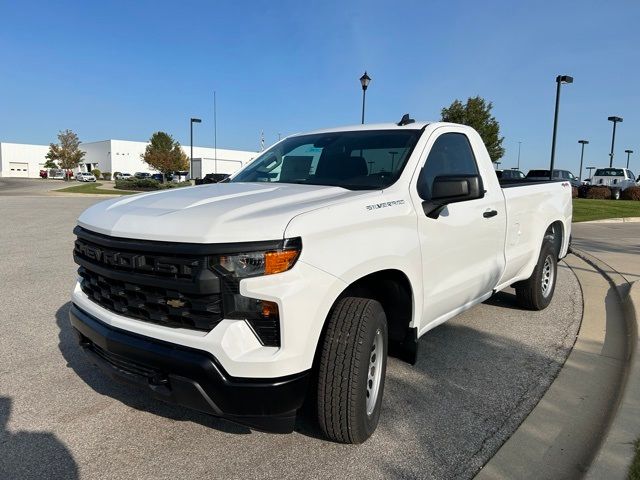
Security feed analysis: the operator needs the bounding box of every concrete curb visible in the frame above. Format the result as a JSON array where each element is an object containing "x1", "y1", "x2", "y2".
[
  {"x1": 586, "y1": 280, "x2": 639, "y2": 479},
  {"x1": 579, "y1": 217, "x2": 640, "y2": 224},
  {"x1": 47, "y1": 192, "x2": 123, "y2": 197},
  {"x1": 476, "y1": 254, "x2": 630, "y2": 479}
]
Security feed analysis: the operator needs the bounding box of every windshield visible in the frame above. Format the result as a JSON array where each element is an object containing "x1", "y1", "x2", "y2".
[
  {"x1": 594, "y1": 168, "x2": 624, "y2": 177},
  {"x1": 231, "y1": 130, "x2": 422, "y2": 190}
]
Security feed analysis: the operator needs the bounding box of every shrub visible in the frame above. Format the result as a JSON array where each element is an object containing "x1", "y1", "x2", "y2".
[
  {"x1": 115, "y1": 178, "x2": 192, "y2": 191},
  {"x1": 585, "y1": 186, "x2": 612, "y2": 200},
  {"x1": 113, "y1": 171, "x2": 121, "y2": 179},
  {"x1": 621, "y1": 186, "x2": 640, "y2": 201},
  {"x1": 577, "y1": 185, "x2": 590, "y2": 198},
  {"x1": 102, "y1": 172, "x2": 112, "y2": 181},
  {"x1": 571, "y1": 186, "x2": 578, "y2": 198},
  {"x1": 163, "y1": 181, "x2": 192, "y2": 189},
  {"x1": 91, "y1": 168, "x2": 102, "y2": 178},
  {"x1": 115, "y1": 178, "x2": 160, "y2": 191}
]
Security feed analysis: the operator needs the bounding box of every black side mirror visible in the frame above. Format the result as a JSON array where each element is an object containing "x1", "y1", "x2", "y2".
[{"x1": 420, "y1": 175, "x2": 484, "y2": 218}]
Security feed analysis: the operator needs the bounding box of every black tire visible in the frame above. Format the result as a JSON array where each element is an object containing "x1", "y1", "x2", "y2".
[
  {"x1": 317, "y1": 297, "x2": 388, "y2": 444},
  {"x1": 515, "y1": 240, "x2": 558, "y2": 311},
  {"x1": 611, "y1": 188, "x2": 621, "y2": 200}
]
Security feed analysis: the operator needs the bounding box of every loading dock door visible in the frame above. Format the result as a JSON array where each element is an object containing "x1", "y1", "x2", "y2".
[{"x1": 9, "y1": 162, "x2": 29, "y2": 177}]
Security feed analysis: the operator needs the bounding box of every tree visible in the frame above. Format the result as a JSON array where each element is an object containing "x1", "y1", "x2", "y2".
[
  {"x1": 43, "y1": 157, "x2": 58, "y2": 169},
  {"x1": 441, "y1": 96, "x2": 505, "y2": 162},
  {"x1": 46, "y1": 130, "x2": 86, "y2": 179},
  {"x1": 141, "y1": 132, "x2": 189, "y2": 179}
]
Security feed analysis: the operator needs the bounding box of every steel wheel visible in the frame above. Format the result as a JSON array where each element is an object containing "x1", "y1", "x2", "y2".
[
  {"x1": 541, "y1": 254, "x2": 555, "y2": 298},
  {"x1": 366, "y1": 328, "x2": 384, "y2": 416}
]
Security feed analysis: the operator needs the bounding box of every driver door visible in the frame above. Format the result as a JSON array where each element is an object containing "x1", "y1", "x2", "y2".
[{"x1": 410, "y1": 128, "x2": 506, "y2": 330}]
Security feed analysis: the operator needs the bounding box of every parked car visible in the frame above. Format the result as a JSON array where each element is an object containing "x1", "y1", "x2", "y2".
[
  {"x1": 39, "y1": 169, "x2": 48, "y2": 179},
  {"x1": 70, "y1": 119, "x2": 572, "y2": 443},
  {"x1": 496, "y1": 169, "x2": 525, "y2": 180},
  {"x1": 196, "y1": 173, "x2": 230, "y2": 184},
  {"x1": 526, "y1": 169, "x2": 580, "y2": 188},
  {"x1": 590, "y1": 167, "x2": 637, "y2": 199},
  {"x1": 134, "y1": 172, "x2": 152, "y2": 179},
  {"x1": 149, "y1": 173, "x2": 174, "y2": 183},
  {"x1": 172, "y1": 171, "x2": 190, "y2": 182},
  {"x1": 49, "y1": 169, "x2": 65, "y2": 180},
  {"x1": 76, "y1": 172, "x2": 97, "y2": 182},
  {"x1": 114, "y1": 172, "x2": 132, "y2": 180}
]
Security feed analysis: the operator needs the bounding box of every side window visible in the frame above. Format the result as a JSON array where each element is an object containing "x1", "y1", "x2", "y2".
[{"x1": 418, "y1": 133, "x2": 479, "y2": 198}]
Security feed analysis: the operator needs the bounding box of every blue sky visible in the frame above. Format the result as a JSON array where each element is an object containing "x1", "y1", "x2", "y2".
[{"x1": 1, "y1": 0, "x2": 638, "y2": 175}]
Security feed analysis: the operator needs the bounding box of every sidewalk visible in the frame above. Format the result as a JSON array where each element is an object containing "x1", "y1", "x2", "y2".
[
  {"x1": 477, "y1": 221, "x2": 640, "y2": 479},
  {"x1": 572, "y1": 222, "x2": 640, "y2": 283},
  {"x1": 572, "y1": 222, "x2": 640, "y2": 480}
]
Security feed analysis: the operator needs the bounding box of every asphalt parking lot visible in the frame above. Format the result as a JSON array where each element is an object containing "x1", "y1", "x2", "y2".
[
  {"x1": 0, "y1": 177, "x2": 66, "y2": 195},
  {"x1": 0, "y1": 190, "x2": 583, "y2": 480}
]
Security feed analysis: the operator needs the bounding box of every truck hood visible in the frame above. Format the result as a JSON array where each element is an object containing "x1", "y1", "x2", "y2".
[{"x1": 77, "y1": 182, "x2": 369, "y2": 243}]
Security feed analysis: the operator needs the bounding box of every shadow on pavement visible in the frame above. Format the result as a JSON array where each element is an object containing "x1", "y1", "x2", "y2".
[
  {"x1": 0, "y1": 397, "x2": 79, "y2": 480},
  {"x1": 55, "y1": 302, "x2": 252, "y2": 435}
]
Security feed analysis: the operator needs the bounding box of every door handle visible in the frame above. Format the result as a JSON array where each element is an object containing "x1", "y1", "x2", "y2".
[{"x1": 483, "y1": 209, "x2": 498, "y2": 218}]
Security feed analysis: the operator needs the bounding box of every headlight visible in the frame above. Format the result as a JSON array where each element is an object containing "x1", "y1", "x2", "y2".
[
  {"x1": 212, "y1": 238, "x2": 301, "y2": 347},
  {"x1": 216, "y1": 239, "x2": 301, "y2": 278}
]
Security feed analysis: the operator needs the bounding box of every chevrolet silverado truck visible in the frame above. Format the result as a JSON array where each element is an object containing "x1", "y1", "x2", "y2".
[
  {"x1": 69, "y1": 118, "x2": 572, "y2": 443},
  {"x1": 589, "y1": 167, "x2": 637, "y2": 199}
]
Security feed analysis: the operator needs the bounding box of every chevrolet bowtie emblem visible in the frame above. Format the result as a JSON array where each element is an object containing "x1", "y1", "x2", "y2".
[{"x1": 166, "y1": 299, "x2": 185, "y2": 308}]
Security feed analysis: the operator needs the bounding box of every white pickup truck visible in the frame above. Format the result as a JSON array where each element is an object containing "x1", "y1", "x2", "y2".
[
  {"x1": 69, "y1": 119, "x2": 572, "y2": 443},
  {"x1": 589, "y1": 167, "x2": 637, "y2": 199}
]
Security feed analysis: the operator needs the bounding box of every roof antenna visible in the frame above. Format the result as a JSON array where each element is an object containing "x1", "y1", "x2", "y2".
[{"x1": 397, "y1": 113, "x2": 415, "y2": 126}]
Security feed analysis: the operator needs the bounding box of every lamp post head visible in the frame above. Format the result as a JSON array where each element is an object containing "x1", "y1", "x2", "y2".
[
  {"x1": 608, "y1": 116, "x2": 623, "y2": 123},
  {"x1": 190, "y1": 118, "x2": 202, "y2": 123},
  {"x1": 578, "y1": 140, "x2": 589, "y2": 145},
  {"x1": 556, "y1": 75, "x2": 573, "y2": 84},
  {"x1": 360, "y1": 71, "x2": 371, "y2": 91},
  {"x1": 625, "y1": 149, "x2": 633, "y2": 154}
]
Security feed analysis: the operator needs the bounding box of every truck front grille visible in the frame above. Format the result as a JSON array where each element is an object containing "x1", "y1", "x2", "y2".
[
  {"x1": 78, "y1": 266, "x2": 222, "y2": 330},
  {"x1": 72, "y1": 226, "x2": 282, "y2": 346}
]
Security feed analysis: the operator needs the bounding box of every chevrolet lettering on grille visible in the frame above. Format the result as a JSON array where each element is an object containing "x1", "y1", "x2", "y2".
[{"x1": 75, "y1": 240, "x2": 197, "y2": 275}]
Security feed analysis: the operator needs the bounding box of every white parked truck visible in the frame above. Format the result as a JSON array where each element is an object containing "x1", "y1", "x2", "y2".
[
  {"x1": 589, "y1": 167, "x2": 637, "y2": 199},
  {"x1": 70, "y1": 119, "x2": 572, "y2": 443}
]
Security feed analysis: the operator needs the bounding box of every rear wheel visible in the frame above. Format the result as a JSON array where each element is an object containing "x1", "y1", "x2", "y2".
[
  {"x1": 515, "y1": 241, "x2": 557, "y2": 310},
  {"x1": 611, "y1": 188, "x2": 621, "y2": 200},
  {"x1": 317, "y1": 297, "x2": 388, "y2": 444}
]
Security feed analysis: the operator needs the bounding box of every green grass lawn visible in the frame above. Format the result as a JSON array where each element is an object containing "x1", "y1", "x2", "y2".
[
  {"x1": 55, "y1": 182, "x2": 137, "y2": 195},
  {"x1": 572, "y1": 198, "x2": 640, "y2": 222},
  {"x1": 630, "y1": 439, "x2": 640, "y2": 480}
]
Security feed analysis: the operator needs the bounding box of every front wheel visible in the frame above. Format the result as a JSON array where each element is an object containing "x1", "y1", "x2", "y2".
[
  {"x1": 515, "y1": 240, "x2": 558, "y2": 310},
  {"x1": 317, "y1": 297, "x2": 388, "y2": 444}
]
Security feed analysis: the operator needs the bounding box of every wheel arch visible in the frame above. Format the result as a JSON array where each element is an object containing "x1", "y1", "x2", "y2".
[
  {"x1": 544, "y1": 219, "x2": 565, "y2": 260},
  {"x1": 312, "y1": 268, "x2": 418, "y2": 367}
]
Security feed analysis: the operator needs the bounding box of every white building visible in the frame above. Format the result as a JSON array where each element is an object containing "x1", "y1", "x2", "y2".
[{"x1": 0, "y1": 139, "x2": 257, "y2": 179}]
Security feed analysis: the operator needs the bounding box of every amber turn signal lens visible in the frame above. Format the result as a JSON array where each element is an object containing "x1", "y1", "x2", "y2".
[
  {"x1": 261, "y1": 300, "x2": 278, "y2": 317},
  {"x1": 264, "y1": 249, "x2": 300, "y2": 275}
]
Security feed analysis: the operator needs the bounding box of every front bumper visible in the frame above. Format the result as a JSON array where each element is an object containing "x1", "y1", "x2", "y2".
[{"x1": 69, "y1": 304, "x2": 310, "y2": 432}]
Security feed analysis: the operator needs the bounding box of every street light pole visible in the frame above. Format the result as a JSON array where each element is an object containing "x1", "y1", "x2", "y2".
[
  {"x1": 190, "y1": 117, "x2": 202, "y2": 179},
  {"x1": 359, "y1": 71, "x2": 371, "y2": 124},
  {"x1": 517, "y1": 141, "x2": 522, "y2": 170},
  {"x1": 549, "y1": 75, "x2": 573, "y2": 180},
  {"x1": 625, "y1": 149, "x2": 634, "y2": 169},
  {"x1": 578, "y1": 140, "x2": 589, "y2": 182},
  {"x1": 607, "y1": 116, "x2": 623, "y2": 167}
]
